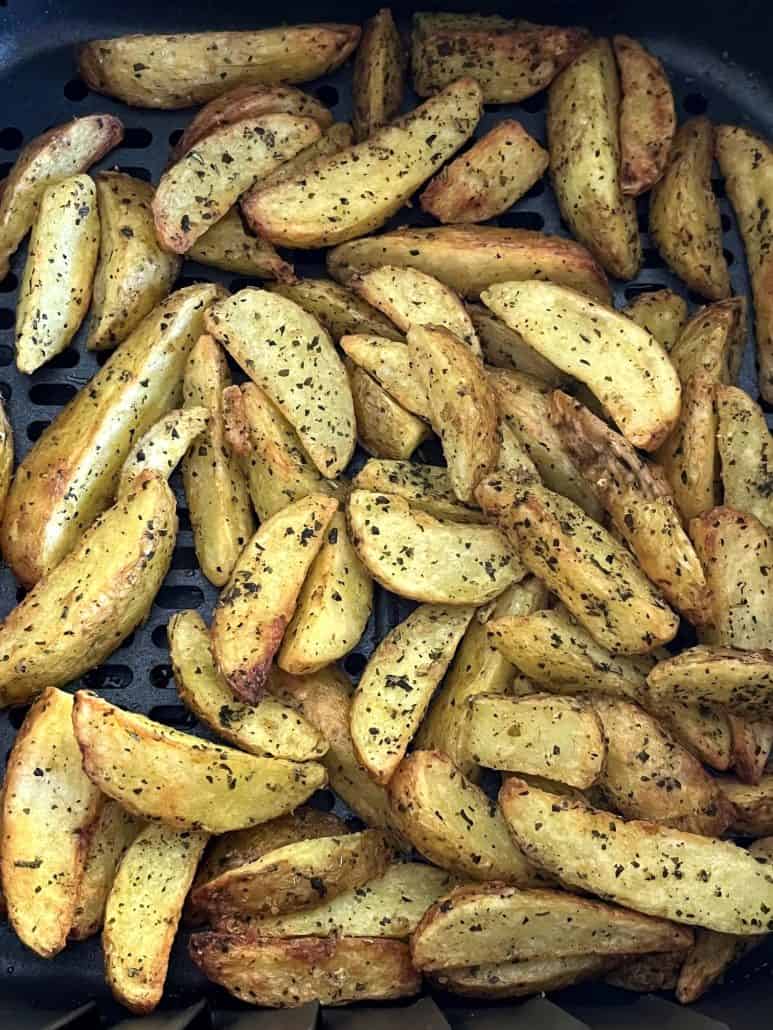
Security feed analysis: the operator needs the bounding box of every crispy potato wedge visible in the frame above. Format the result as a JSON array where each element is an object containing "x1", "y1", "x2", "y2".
[
  {"x1": 0, "y1": 282, "x2": 222, "y2": 587},
  {"x1": 657, "y1": 371, "x2": 718, "y2": 522},
  {"x1": 0, "y1": 113, "x2": 123, "y2": 280},
  {"x1": 78, "y1": 26, "x2": 361, "y2": 108},
  {"x1": 613, "y1": 35, "x2": 676, "y2": 196},
  {"x1": 548, "y1": 39, "x2": 640, "y2": 280},
  {"x1": 243, "y1": 78, "x2": 483, "y2": 248},
  {"x1": 352, "y1": 459, "x2": 486, "y2": 523},
  {"x1": 351, "y1": 604, "x2": 474, "y2": 784},
  {"x1": 15, "y1": 174, "x2": 99, "y2": 373},
  {"x1": 348, "y1": 489, "x2": 521, "y2": 605},
  {"x1": 605, "y1": 951, "x2": 687, "y2": 993},
  {"x1": 728, "y1": 714, "x2": 773, "y2": 786},
  {"x1": 1, "y1": 688, "x2": 102, "y2": 957},
  {"x1": 206, "y1": 288, "x2": 356, "y2": 477},
  {"x1": 670, "y1": 297, "x2": 746, "y2": 384},
  {"x1": 469, "y1": 304, "x2": 567, "y2": 386},
  {"x1": 254, "y1": 122, "x2": 355, "y2": 193},
  {"x1": 353, "y1": 8, "x2": 405, "y2": 142},
  {"x1": 482, "y1": 282, "x2": 680, "y2": 451},
  {"x1": 0, "y1": 473, "x2": 176, "y2": 707},
  {"x1": 432, "y1": 955, "x2": 615, "y2": 999},
  {"x1": 87, "y1": 171, "x2": 181, "y2": 351},
  {"x1": 717, "y1": 385, "x2": 773, "y2": 531},
  {"x1": 500, "y1": 777, "x2": 773, "y2": 934},
  {"x1": 650, "y1": 118, "x2": 730, "y2": 300},
  {"x1": 188, "y1": 207, "x2": 294, "y2": 281},
  {"x1": 117, "y1": 406, "x2": 208, "y2": 497},
  {"x1": 623, "y1": 289, "x2": 688, "y2": 352},
  {"x1": 104, "y1": 823, "x2": 209, "y2": 1014},
  {"x1": 268, "y1": 278, "x2": 403, "y2": 341},
  {"x1": 420, "y1": 120, "x2": 548, "y2": 223},
  {"x1": 676, "y1": 927, "x2": 761, "y2": 1004},
  {"x1": 342, "y1": 335, "x2": 429, "y2": 418},
  {"x1": 648, "y1": 646, "x2": 773, "y2": 718},
  {"x1": 719, "y1": 774, "x2": 773, "y2": 835},
  {"x1": 348, "y1": 361, "x2": 431, "y2": 460},
  {"x1": 73, "y1": 692, "x2": 326, "y2": 832}
]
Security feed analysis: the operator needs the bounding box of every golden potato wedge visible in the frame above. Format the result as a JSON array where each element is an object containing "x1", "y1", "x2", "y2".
[
  {"x1": 188, "y1": 207, "x2": 294, "y2": 281},
  {"x1": 342, "y1": 335, "x2": 429, "y2": 418},
  {"x1": 548, "y1": 39, "x2": 640, "y2": 280},
  {"x1": 647, "y1": 697, "x2": 733, "y2": 773},
  {"x1": 206, "y1": 288, "x2": 356, "y2": 477},
  {"x1": 87, "y1": 171, "x2": 181, "y2": 351},
  {"x1": 243, "y1": 78, "x2": 482, "y2": 248},
  {"x1": 500, "y1": 777, "x2": 773, "y2": 934},
  {"x1": 728, "y1": 714, "x2": 773, "y2": 786},
  {"x1": 676, "y1": 927, "x2": 762, "y2": 1004},
  {"x1": 73, "y1": 692, "x2": 326, "y2": 833},
  {"x1": 254, "y1": 122, "x2": 355, "y2": 192},
  {"x1": 657, "y1": 372, "x2": 719, "y2": 522},
  {"x1": 623, "y1": 289, "x2": 688, "y2": 352},
  {"x1": 1, "y1": 688, "x2": 102, "y2": 957},
  {"x1": 613, "y1": 35, "x2": 676, "y2": 196},
  {"x1": 348, "y1": 489, "x2": 521, "y2": 605},
  {"x1": 0, "y1": 113, "x2": 123, "y2": 280},
  {"x1": 650, "y1": 118, "x2": 730, "y2": 300},
  {"x1": 15, "y1": 174, "x2": 99, "y2": 373},
  {"x1": 648, "y1": 646, "x2": 773, "y2": 718},
  {"x1": 719, "y1": 774, "x2": 773, "y2": 835},
  {"x1": 0, "y1": 473, "x2": 176, "y2": 707},
  {"x1": 432, "y1": 955, "x2": 615, "y2": 999},
  {"x1": 482, "y1": 282, "x2": 680, "y2": 451},
  {"x1": 468, "y1": 304, "x2": 568, "y2": 386},
  {"x1": 717, "y1": 385, "x2": 773, "y2": 531},
  {"x1": 0, "y1": 399, "x2": 12, "y2": 523},
  {"x1": 117, "y1": 406, "x2": 208, "y2": 497},
  {"x1": 190, "y1": 933, "x2": 420, "y2": 1006},
  {"x1": 352, "y1": 459, "x2": 486, "y2": 524},
  {"x1": 268, "y1": 278, "x2": 403, "y2": 341},
  {"x1": 605, "y1": 951, "x2": 687, "y2": 993},
  {"x1": 670, "y1": 297, "x2": 746, "y2": 384},
  {"x1": 104, "y1": 823, "x2": 209, "y2": 1014},
  {"x1": 78, "y1": 26, "x2": 361, "y2": 108},
  {"x1": 353, "y1": 8, "x2": 405, "y2": 142},
  {"x1": 348, "y1": 361, "x2": 431, "y2": 460}
]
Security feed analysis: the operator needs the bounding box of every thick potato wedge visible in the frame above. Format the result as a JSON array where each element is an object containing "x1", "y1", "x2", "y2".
[
  {"x1": 432, "y1": 955, "x2": 615, "y2": 999},
  {"x1": 15, "y1": 174, "x2": 99, "y2": 373},
  {"x1": 469, "y1": 304, "x2": 567, "y2": 385},
  {"x1": 73, "y1": 692, "x2": 326, "y2": 833},
  {"x1": 351, "y1": 604, "x2": 474, "y2": 784},
  {"x1": 104, "y1": 823, "x2": 208, "y2": 1014},
  {"x1": 670, "y1": 297, "x2": 746, "y2": 384},
  {"x1": 79, "y1": 26, "x2": 361, "y2": 108},
  {"x1": 190, "y1": 933, "x2": 420, "y2": 1006},
  {"x1": 548, "y1": 39, "x2": 640, "y2": 280},
  {"x1": 87, "y1": 171, "x2": 181, "y2": 351},
  {"x1": 477, "y1": 477, "x2": 679, "y2": 654},
  {"x1": 647, "y1": 646, "x2": 773, "y2": 718},
  {"x1": 717, "y1": 385, "x2": 773, "y2": 531},
  {"x1": 0, "y1": 282, "x2": 222, "y2": 587},
  {"x1": 352, "y1": 459, "x2": 486, "y2": 524},
  {"x1": 0, "y1": 473, "x2": 176, "y2": 707},
  {"x1": 348, "y1": 361, "x2": 431, "y2": 460},
  {"x1": 153, "y1": 115, "x2": 320, "y2": 253},
  {"x1": 243, "y1": 78, "x2": 483, "y2": 248},
  {"x1": 117, "y1": 406, "x2": 208, "y2": 497},
  {"x1": 206, "y1": 288, "x2": 356, "y2": 477},
  {"x1": 0, "y1": 113, "x2": 123, "y2": 280},
  {"x1": 342, "y1": 335, "x2": 429, "y2": 419},
  {"x1": 1, "y1": 688, "x2": 102, "y2": 957},
  {"x1": 188, "y1": 208, "x2": 294, "y2": 281},
  {"x1": 719, "y1": 774, "x2": 773, "y2": 835},
  {"x1": 623, "y1": 289, "x2": 688, "y2": 352},
  {"x1": 650, "y1": 118, "x2": 730, "y2": 300},
  {"x1": 268, "y1": 278, "x2": 403, "y2": 341},
  {"x1": 500, "y1": 777, "x2": 773, "y2": 934},
  {"x1": 420, "y1": 120, "x2": 548, "y2": 223},
  {"x1": 348, "y1": 489, "x2": 521, "y2": 605},
  {"x1": 483, "y1": 282, "x2": 680, "y2": 451},
  {"x1": 676, "y1": 927, "x2": 762, "y2": 1004},
  {"x1": 605, "y1": 951, "x2": 687, "y2": 993},
  {"x1": 613, "y1": 35, "x2": 676, "y2": 196},
  {"x1": 353, "y1": 8, "x2": 405, "y2": 142},
  {"x1": 657, "y1": 372, "x2": 719, "y2": 522}
]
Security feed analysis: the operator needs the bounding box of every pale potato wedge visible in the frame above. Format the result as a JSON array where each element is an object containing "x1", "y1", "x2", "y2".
[
  {"x1": 623, "y1": 289, "x2": 688, "y2": 352},
  {"x1": 351, "y1": 604, "x2": 474, "y2": 785},
  {"x1": 87, "y1": 171, "x2": 181, "y2": 350},
  {"x1": 728, "y1": 715, "x2": 773, "y2": 786},
  {"x1": 342, "y1": 335, "x2": 430, "y2": 418},
  {"x1": 613, "y1": 35, "x2": 676, "y2": 196},
  {"x1": 78, "y1": 26, "x2": 361, "y2": 108},
  {"x1": 1, "y1": 688, "x2": 102, "y2": 957},
  {"x1": 353, "y1": 8, "x2": 405, "y2": 142},
  {"x1": 206, "y1": 288, "x2": 356, "y2": 477},
  {"x1": 268, "y1": 278, "x2": 403, "y2": 341},
  {"x1": 647, "y1": 697, "x2": 733, "y2": 773},
  {"x1": 352, "y1": 459, "x2": 486, "y2": 524},
  {"x1": 548, "y1": 39, "x2": 640, "y2": 280},
  {"x1": 188, "y1": 207, "x2": 294, "y2": 281},
  {"x1": 0, "y1": 113, "x2": 123, "y2": 280},
  {"x1": 717, "y1": 385, "x2": 773, "y2": 531},
  {"x1": 468, "y1": 304, "x2": 568, "y2": 386},
  {"x1": 432, "y1": 955, "x2": 615, "y2": 999},
  {"x1": 657, "y1": 372, "x2": 719, "y2": 522},
  {"x1": 669, "y1": 296, "x2": 746, "y2": 384},
  {"x1": 73, "y1": 692, "x2": 326, "y2": 833},
  {"x1": 243, "y1": 78, "x2": 483, "y2": 248},
  {"x1": 117, "y1": 406, "x2": 208, "y2": 497},
  {"x1": 348, "y1": 361, "x2": 431, "y2": 460},
  {"x1": 15, "y1": 174, "x2": 99, "y2": 373},
  {"x1": 482, "y1": 281, "x2": 680, "y2": 451},
  {"x1": 676, "y1": 927, "x2": 762, "y2": 1004},
  {"x1": 647, "y1": 646, "x2": 773, "y2": 718},
  {"x1": 605, "y1": 951, "x2": 687, "y2": 993},
  {"x1": 719, "y1": 774, "x2": 773, "y2": 835},
  {"x1": 650, "y1": 117, "x2": 730, "y2": 300},
  {"x1": 420, "y1": 120, "x2": 548, "y2": 223},
  {"x1": 254, "y1": 122, "x2": 355, "y2": 192},
  {"x1": 348, "y1": 489, "x2": 521, "y2": 605}
]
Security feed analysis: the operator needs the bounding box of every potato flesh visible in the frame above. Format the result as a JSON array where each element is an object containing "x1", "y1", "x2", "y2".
[
  {"x1": 342, "y1": 335, "x2": 430, "y2": 419},
  {"x1": 716, "y1": 385, "x2": 773, "y2": 532},
  {"x1": 622, "y1": 289, "x2": 688, "y2": 352},
  {"x1": 348, "y1": 362, "x2": 431, "y2": 460},
  {"x1": 117, "y1": 406, "x2": 208, "y2": 497},
  {"x1": 352, "y1": 459, "x2": 487, "y2": 524}
]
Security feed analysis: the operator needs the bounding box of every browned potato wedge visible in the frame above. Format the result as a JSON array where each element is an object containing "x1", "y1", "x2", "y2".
[
  {"x1": 623, "y1": 289, "x2": 688, "y2": 352},
  {"x1": 650, "y1": 118, "x2": 730, "y2": 300},
  {"x1": 657, "y1": 371, "x2": 719, "y2": 522},
  {"x1": 717, "y1": 385, "x2": 773, "y2": 531},
  {"x1": 1, "y1": 688, "x2": 102, "y2": 957},
  {"x1": 348, "y1": 361, "x2": 431, "y2": 460},
  {"x1": 420, "y1": 120, "x2": 548, "y2": 223},
  {"x1": 670, "y1": 297, "x2": 746, "y2": 384},
  {"x1": 412, "y1": 12, "x2": 521, "y2": 34},
  {"x1": 252, "y1": 122, "x2": 355, "y2": 193},
  {"x1": 432, "y1": 955, "x2": 615, "y2": 999},
  {"x1": 0, "y1": 113, "x2": 123, "y2": 280},
  {"x1": 78, "y1": 26, "x2": 361, "y2": 108},
  {"x1": 605, "y1": 951, "x2": 687, "y2": 993},
  {"x1": 613, "y1": 35, "x2": 676, "y2": 196},
  {"x1": 116, "y1": 406, "x2": 208, "y2": 497},
  {"x1": 352, "y1": 459, "x2": 485, "y2": 523},
  {"x1": 719, "y1": 774, "x2": 773, "y2": 835},
  {"x1": 268, "y1": 278, "x2": 403, "y2": 341},
  {"x1": 548, "y1": 39, "x2": 640, "y2": 280},
  {"x1": 728, "y1": 715, "x2": 773, "y2": 786},
  {"x1": 0, "y1": 399, "x2": 12, "y2": 523},
  {"x1": 676, "y1": 927, "x2": 763, "y2": 1004},
  {"x1": 469, "y1": 304, "x2": 568, "y2": 385},
  {"x1": 648, "y1": 646, "x2": 773, "y2": 718},
  {"x1": 342, "y1": 335, "x2": 429, "y2": 419},
  {"x1": 353, "y1": 8, "x2": 405, "y2": 142},
  {"x1": 188, "y1": 208, "x2": 294, "y2": 281}
]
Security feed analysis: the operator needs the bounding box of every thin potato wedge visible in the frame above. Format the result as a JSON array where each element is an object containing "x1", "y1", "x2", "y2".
[
  {"x1": 676, "y1": 927, "x2": 763, "y2": 1004},
  {"x1": 728, "y1": 715, "x2": 773, "y2": 786},
  {"x1": 657, "y1": 371, "x2": 719, "y2": 522},
  {"x1": 432, "y1": 955, "x2": 615, "y2": 999},
  {"x1": 669, "y1": 297, "x2": 746, "y2": 384},
  {"x1": 647, "y1": 698, "x2": 733, "y2": 773},
  {"x1": 342, "y1": 335, "x2": 429, "y2": 419},
  {"x1": 717, "y1": 385, "x2": 773, "y2": 531},
  {"x1": 719, "y1": 774, "x2": 773, "y2": 836},
  {"x1": 348, "y1": 361, "x2": 431, "y2": 460},
  {"x1": 352, "y1": 459, "x2": 486, "y2": 524},
  {"x1": 0, "y1": 400, "x2": 12, "y2": 523},
  {"x1": 268, "y1": 278, "x2": 403, "y2": 341},
  {"x1": 468, "y1": 304, "x2": 568, "y2": 386},
  {"x1": 647, "y1": 646, "x2": 773, "y2": 718},
  {"x1": 623, "y1": 289, "x2": 688, "y2": 352},
  {"x1": 605, "y1": 951, "x2": 687, "y2": 993},
  {"x1": 117, "y1": 406, "x2": 208, "y2": 497},
  {"x1": 188, "y1": 207, "x2": 294, "y2": 281},
  {"x1": 353, "y1": 8, "x2": 405, "y2": 142}
]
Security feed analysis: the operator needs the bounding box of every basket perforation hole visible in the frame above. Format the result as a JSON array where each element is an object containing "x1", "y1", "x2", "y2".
[
  {"x1": 519, "y1": 92, "x2": 547, "y2": 114},
  {"x1": 171, "y1": 546, "x2": 198, "y2": 571},
  {"x1": 683, "y1": 92, "x2": 709, "y2": 115},
  {"x1": 343, "y1": 652, "x2": 367, "y2": 679},
  {"x1": 314, "y1": 84, "x2": 339, "y2": 107},
  {"x1": 151, "y1": 664, "x2": 174, "y2": 688},
  {"x1": 152, "y1": 624, "x2": 169, "y2": 649},
  {"x1": 499, "y1": 211, "x2": 545, "y2": 231},
  {"x1": 642, "y1": 247, "x2": 667, "y2": 270},
  {"x1": 155, "y1": 584, "x2": 204, "y2": 609},
  {"x1": 0, "y1": 382, "x2": 10, "y2": 402},
  {"x1": 8, "y1": 706, "x2": 30, "y2": 730},
  {"x1": 308, "y1": 789, "x2": 336, "y2": 812},
  {"x1": 63, "y1": 79, "x2": 89, "y2": 102},
  {"x1": 116, "y1": 165, "x2": 152, "y2": 183},
  {"x1": 29, "y1": 383, "x2": 75, "y2": 405},
  {"x1": 26, "y1": 419, "x2": 50, "y2": 442},
  {"x1": 117, "y1": 631, "x2": 136, "y2": 651},
  {"x1": 149, "y1": 704, "x2": 196, "y2": 728},
  {"x1": 0, "y1": 344, "x2": 11, "y2": 367},
  {"x1": 176, "y1": 275, "x2": 208, "y2": 289},
  {"x1": 169, "y1": 128, "x2": 184, "y2": 146},
  {"x1": 81, "y1": 664, "x2": 133, "y2": 690},
  {"x1": 122, "y1": 127, "x2": 153, "y2": 149},
  {"x1": 46, "y1": 348, "x2": 80, "y2": 369},
  {"x1": 522, "y1": 178, "x2": 546, "y2": 201},
  {"x1": 0, "y1": 127, "x2": 22, "y2": 150},
  {"x1": 178, "y1": 507, "x2": 192, "y2": 532},
  {"x1": 0, "y1": 273, "x2": 17, "y2": 293},
  {"x1": 722, "y1": 213, "x2": 733, "y2": 231},
  {"x1": 712, "y1": 177, "x2": 726, "y2": 199},
  {"x1": 0, "y1": 308, "x2": 13, "y2": 330}
]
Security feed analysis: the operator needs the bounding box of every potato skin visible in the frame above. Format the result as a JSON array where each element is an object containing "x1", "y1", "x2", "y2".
[{"x1": 353, "y1": 8, "x2": 405, "y2": 142}]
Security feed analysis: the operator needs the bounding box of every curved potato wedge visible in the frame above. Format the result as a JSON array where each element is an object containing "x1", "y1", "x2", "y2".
[
  {"x1": 0, "y1": 399, "x2": 12, "y2": 522},
  {"x1": 353, "y1": 8, "x2": 405, "y2": 142},
  {"x1": 117, "y1": 406, "x2": 208, "y2": 497},
  {"x1": 728, "y1": 714, "x2": 773, "y2": 786},
  {"x1": 657, "y1": 371, "x2": 718, "y2": 522},
  {"x1": 717, "y1": 385, "x2": 773, "y2": 531},
  {"x1": 469, "y1": 304, "x2": 568, "y2": 386},
  {"x1": 432, "y1": 955, "x2": 615, "y2": 999},
  {"x1": 342, "y1": 335, "x2": 429, "y2": 418},
  {"x1": 676, "y1": 927, "x2": 762, "y2": 1004},
  {"x1": 255, "y1": 122, "x2": 355, "y2": 192},
  {"x1": 719, "y1": 774, "x2": 773, "y2": 836},
  {"x1": 268, "y1": 278, "x2": 403, "y2": 341},
  {"x1": 623, "y1": 289, "x2": 688, "y2": 352},
  {"x1": 647, "y1": 646, "x2": 773, "y2": 718},
  {"x1": 188, "y1": 208, "x2": 294, "y2": 281},
  {"x1": 669, "y1": 297, "x2": 746, "y2": 384},
  {"x1": 352, "y1": 459, "x2": 486, "y2": 524},
  {"x1": 348, "y1": 361, "x2": 431, "y2": 460}
]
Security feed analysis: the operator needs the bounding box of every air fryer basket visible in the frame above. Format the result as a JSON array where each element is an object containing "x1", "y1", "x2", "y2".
[{"x1": 0, "y1": 0, "x2": 772, "y2": 1025}]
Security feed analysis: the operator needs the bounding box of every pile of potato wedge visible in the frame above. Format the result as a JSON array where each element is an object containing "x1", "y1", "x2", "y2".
[{"x1": 2, "y1": 8, "x2": 773, "y2": 1016}]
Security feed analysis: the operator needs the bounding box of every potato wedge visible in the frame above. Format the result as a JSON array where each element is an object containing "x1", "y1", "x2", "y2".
[
  {"x1": 719, "y1": 774, "x2": 773, "y2": 835},
  {"x1": 342, "y1": 335, "x2": 429, "y2": 419},
  {"x1": 206, "y1": 288, "x2": 356, "y2": 477},
  {"x1": 670, "y1": 297, "x2": 746, "y2": 384},
  {"x1": 728, "y1": 715, "x2": 773, "y2": 786},
  {"x1": 0, "y1": 282, "x2": 222, "y2": 587},
  {"x1": 657, "y1": 372, "x2": 719, "y2": 522},
  {"x1": 548, "y1": 39, "x2": 640, "y2": 280},
  {"x1": 0, "y1": 400, "x2": 12, "y2": 523},
  {"x1": 717, "y1": 385, "x2": 773, "y2": 531},
  {"x1": 647, "y1": 646, "x2": 773, "y2": 718},
  {"x1": 15, "y1": 174, "x2": 99, "y2": 373},
  {"x1": 188, "y1": 207, "x2": 294, "y2": 281},
  {"x1": 104, "y1": 823, "x2": 209, "y2": 1014},
  {"x1": 412, "y1": 13, "x2": 521, "y2": 34},
  {"x1": 1, "y1": 688, "x2": 102, "y2": 957},
  {"x1": 348, "y1": 361, "x2": 431, "y2": 460},
  {"x1": 352, "y1": 459, "x2": 486, "y2": 524},
  {"x1": 351, "y1": 604, "x2": 474, "y2": 785},
  {"x1": 432, "y1": 955, "x2": 615, "y2": 999},
  {"x1": 676, "y1": 927, "x2": 762, "y2": 1004},
  {"x1": 605, "y1": 951, "x2": 687, "y2": 993},
  {"x1": 0, "y1": 113, "x2": 123, "y2": 280},
  {"x1": 482, "y1": 282, "x2": 680, "y2": 451},
  {"x1": 650, "y1": 118, "x2": 730, "y2": 300},
  {"x1": 348, "y1": 489, "x2": 521, "y2": 605},
  {"x1": 117, "y1": 406, "x2": 208, "y2": 497},
  {"x1": 190, "y1": 933, "x2": 420, "y2": 1007},
  {"x1": 469, "y1": 304, "x2": 568, "y2": 386},
  {"x1": 623, "y1": 289, "x2": 688, "y2": 352},
  {"x1": 647, "y1": 698, "x2": 733, "y2": 773},
  {"x1": 78, "y1": 26, "x2": 361, "y2": 108},
  {"x1": 254, "y1": 122, "x2": 355, "y2": 192},
  {"x1": 268, "y1": 279, "x2": 403, "y2": 341},
  {"x1": 243, "y1": 78, "x2": 483, "y2": 248},
  {"x1": 73, "y1": 692, "x2": 326, "y2": 833},
  {"x1": 613, "y1": 35, "x2": 676, "y2": 196},
  {"x1": 353, "y1": 8, "x2": 405, "y2": 142},
  {"x1": 500, "y1": 777, "x2": 773, "y2": 934},
  {"x1": 87, "y1": 171, "x2": 181, "y2": 351}
]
